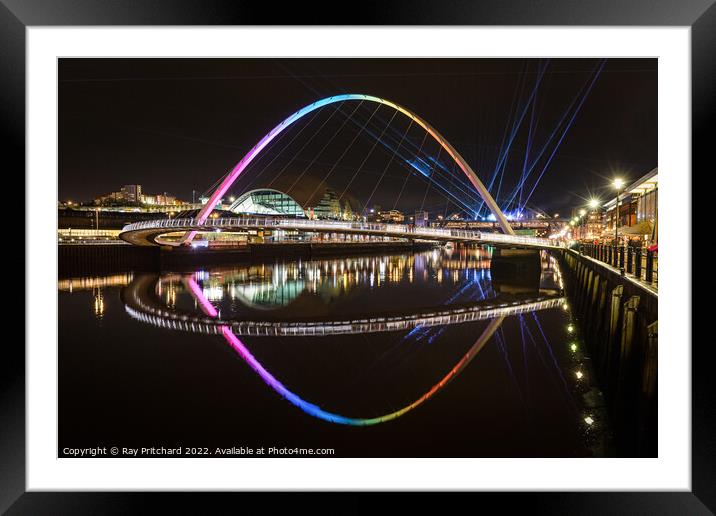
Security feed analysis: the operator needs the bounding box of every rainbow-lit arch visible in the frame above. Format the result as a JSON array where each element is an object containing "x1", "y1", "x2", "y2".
[{"x1": 184, "y1": 94, "x2": 514, "y2": 244}]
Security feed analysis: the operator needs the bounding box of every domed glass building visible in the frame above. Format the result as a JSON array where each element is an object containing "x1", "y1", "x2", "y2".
[{"x1": 228, "y1": 189, "x2": 306, "y2": 218}]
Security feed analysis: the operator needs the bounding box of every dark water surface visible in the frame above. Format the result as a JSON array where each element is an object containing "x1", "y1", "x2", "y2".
[{"x1": 58, "y1": 246, "x2": 609, "y2": 457}]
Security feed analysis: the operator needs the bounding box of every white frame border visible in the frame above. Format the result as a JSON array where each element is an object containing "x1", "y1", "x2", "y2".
[{"x1": 27, "y1": 26, "x2": 690, "y2": 491}]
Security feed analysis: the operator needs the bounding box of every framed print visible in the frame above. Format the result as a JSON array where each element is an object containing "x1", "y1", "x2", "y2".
[{"x1": 3, "y1": 0, "x2": 713, "y2": 512}]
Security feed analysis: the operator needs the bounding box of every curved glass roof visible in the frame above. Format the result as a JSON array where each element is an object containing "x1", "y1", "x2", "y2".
[{"x1": 228, "y1": 189, "x2": 306, "y2": 218}]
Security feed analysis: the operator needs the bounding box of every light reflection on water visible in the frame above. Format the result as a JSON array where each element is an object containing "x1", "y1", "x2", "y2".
[
  {"x1": 173, "y1": 247, "x2": 496, "y2": 314},
  {"x1": 58, "y1": 246, "x2": 609, "y2": 457}
]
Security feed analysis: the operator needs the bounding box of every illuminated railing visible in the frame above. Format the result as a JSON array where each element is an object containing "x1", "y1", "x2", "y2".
[
  {"x1": 578, "y1": 242, "x2": 658, "y2": 287},
  {"x1": 124, "y1": 289, "x2": 565, "y2": 337},
  {"x1": 121, "y1": 217, "x2": 563, "y2": 249}
]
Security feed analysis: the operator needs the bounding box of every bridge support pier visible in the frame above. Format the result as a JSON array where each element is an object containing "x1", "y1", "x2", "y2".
[{"x1": 490, "y1": 248, "x2": 541, "y2": 295}]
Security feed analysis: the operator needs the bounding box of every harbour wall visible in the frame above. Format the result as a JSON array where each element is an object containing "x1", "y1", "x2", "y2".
[
  {"x1": 58, "y1": 241, "x2": 438, "y2": 277},
  {"x1": 556, "y1": 248, "x2": 657, "y2": 457}
]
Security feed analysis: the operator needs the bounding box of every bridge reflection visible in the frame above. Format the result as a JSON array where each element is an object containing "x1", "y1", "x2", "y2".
[
  {"x1": 163, "y1": 249, "x2": 495, "y2": 309},
  {"x1": 120, "y1": 256, "x2": 565, "y2": 425},
  {"x1": 124, "y1": 273, "x2": 563, "y2": 337}
]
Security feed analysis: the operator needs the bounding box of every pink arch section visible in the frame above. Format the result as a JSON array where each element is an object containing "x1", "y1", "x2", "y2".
[{"x1": 183, "y1": 94, "x2": 514, "y2": 244}]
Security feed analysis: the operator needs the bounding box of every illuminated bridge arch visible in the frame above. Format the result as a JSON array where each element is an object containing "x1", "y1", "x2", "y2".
[{"x1": 185, "y1": 94, "x2": 515, "y2": 244}]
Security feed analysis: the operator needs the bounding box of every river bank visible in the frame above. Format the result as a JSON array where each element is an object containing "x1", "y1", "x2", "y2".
[{"x1": 58, "y1": 241, "x2": 439, "y2": 277}]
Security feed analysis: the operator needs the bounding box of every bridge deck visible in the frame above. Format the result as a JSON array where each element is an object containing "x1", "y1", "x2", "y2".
[{"x1": 120, "y1": 217, "x2": 562, "y2": 250}]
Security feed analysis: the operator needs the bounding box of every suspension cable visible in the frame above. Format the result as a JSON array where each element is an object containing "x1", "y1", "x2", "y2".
[
  {"x1": 419, "y1": 145, "x2": 443, "y2": 213},
  {"x1": 262, "y1": 102, "x2": 344, "y2": 190},
  {"x1": 304, "y1": 103, "x2": 381, "y2": 207},
  {"x1": 286, "y1": 101, "x2": 364, "y2": 196},
  {"x1": 389, "y1": 127, "x2": 425, "y2": 211},
  {"x1": 237, "y1": 104, "x2": 326, "y2": 195},
  {"x1": 338, "y1": 109, "x2": 398, "y2": 204},
  {"x1": 197, "y1": 105, "x2": 306, "y2": 201}
]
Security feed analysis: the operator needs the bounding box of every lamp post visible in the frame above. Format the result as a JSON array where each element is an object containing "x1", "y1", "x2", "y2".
[
  {"x1": 578, "y1": 208, "x2": 586, "y2": 240},
  {"x1": 587, "y1": 198, "x2": 600, "y2": 240},
  {"x1": 613, "y1": 178, "x2": 625, "y2": 275}
]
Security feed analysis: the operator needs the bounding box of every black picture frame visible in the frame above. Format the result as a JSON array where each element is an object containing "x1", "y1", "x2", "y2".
[{"x1": 3, "y1": 1, "x2": 711, "y2": 513}]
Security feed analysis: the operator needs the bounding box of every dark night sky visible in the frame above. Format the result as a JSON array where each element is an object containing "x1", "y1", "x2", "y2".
[{"x1": 58, "y1": 58, "x2": 656, "y2": 215}]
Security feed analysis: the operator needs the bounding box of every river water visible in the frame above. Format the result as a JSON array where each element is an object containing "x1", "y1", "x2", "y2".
[{"x1": 58, "y1": 245, "x2": 609, "y2": 457}]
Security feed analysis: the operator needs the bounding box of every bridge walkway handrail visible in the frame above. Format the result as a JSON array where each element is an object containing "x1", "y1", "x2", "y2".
[{"x1": 121, "y1": 217, "x2": 562, "y2": 248}]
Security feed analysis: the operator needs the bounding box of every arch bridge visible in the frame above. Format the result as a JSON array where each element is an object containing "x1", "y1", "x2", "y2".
[
  {"x1": 119, "y1": 93, "x2": 554, "y2": 247},
  {"x1": 120, "y1": 94, "x2": 565, "y2": 248}
]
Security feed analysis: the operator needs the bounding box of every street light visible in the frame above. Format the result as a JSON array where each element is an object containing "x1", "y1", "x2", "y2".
[
  {"x1": 584, "y1": 199, "x2": 601, "y2": 239},
  {"x1": 613, "y1": 178, "x2": 625, "y2": 275},
  {"x1": 577, "y1": 209, "x2": 587, "y2": 241}
]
